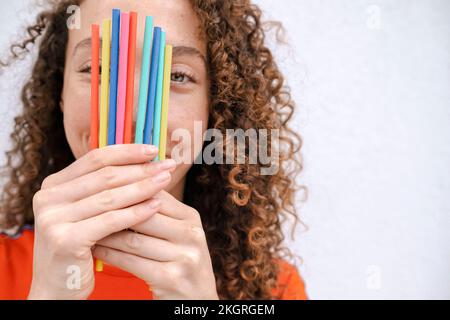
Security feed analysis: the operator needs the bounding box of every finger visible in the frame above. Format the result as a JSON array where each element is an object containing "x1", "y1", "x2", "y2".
[
  {"x1": 96, "y1": 231, "x2": 178, "y2": 262},
  {"x1": 76, "y1": 198, "x2": 161, "y2": 243},
  {"x1": 154, "y1": 191, "x2": 201, "y2": 222},
  {"x1": 92, "y1": 245, "x2": 166, "y2": 286},
  {"x1": 41, "y1": 144, "x2": 158, "y2": 189},
  {"x1": 62, "y1": 170, "x2": 172, "y2": 223},
  {"x1": 131, "y1": 213, "x2": 204, "y2": 245},
  {"x1": 43, "y1": 159, "x2": 176, "y2": 204},
  {"x1": 132, "y1": 213, "x2": 182, "y2": 241}
]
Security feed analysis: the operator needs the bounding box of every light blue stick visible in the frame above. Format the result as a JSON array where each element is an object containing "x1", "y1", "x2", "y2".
[{"x1": 135, "y1": 16, "x2": 153, "y2": 144}]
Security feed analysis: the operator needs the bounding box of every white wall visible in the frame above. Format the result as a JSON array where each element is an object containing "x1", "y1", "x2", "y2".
[{"x1": 1, "y1": 0, "x2": 449, "y2": 299}]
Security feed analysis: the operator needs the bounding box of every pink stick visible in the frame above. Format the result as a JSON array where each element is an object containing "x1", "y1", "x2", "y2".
[{"x1": 115, "y1": 12, "x2": 130, "y2": 144}]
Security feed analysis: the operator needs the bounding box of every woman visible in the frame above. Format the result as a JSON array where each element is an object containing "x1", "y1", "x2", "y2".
[{"x1": 0, "y1": 0, "x2": 306, "y2": 300}]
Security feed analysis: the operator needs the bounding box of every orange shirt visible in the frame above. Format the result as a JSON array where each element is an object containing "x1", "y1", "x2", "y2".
[{"x1": 0, "y1": 227, "x2": 307, "y2": 300}]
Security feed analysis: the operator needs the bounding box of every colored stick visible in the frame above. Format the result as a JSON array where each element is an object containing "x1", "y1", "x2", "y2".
[
  {"x1": 135, "y1": 16, "x2": 154, "y2": 144},
  {"x1": 99, "y1": 19, "x2": 111, "y2": 149},
  {"x1": 90, "y1": 24, "x2": 100, "y2": 150},
  {"x1": 115, "y1": 12, "x2": 130, "y2": 144},
  {"x1": 152, "y1": 31, "x2": 166, "y2": 160},
  {"x1": 159, "y1": 45, "x2": 173, "y2": 161},
  {"x1": 107, "y1": 8, "x2": 120, "y2": 145},
  {"x1": 124, "y1": 12, "x2": 137, "y2": 144},
  {"x1": 97, "y1": 19, "x2": 111, "y2": 273},
  {"x1": 143, "y1": 27, "x2": 161, "y2": 145}
]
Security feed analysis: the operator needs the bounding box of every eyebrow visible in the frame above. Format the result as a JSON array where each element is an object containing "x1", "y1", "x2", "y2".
[
  {"x1": 73, "y1": 37, "x2": 92, "y2": 56},
  {"x1": 172, "y1": 45, "x2": 207, "y2": 66},
  {"x1": 73, "y1": 38, "x2": 207, "y2": 66}
]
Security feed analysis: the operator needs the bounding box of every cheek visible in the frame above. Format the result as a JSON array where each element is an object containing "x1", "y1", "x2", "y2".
[
  {"x1": 156, "y1": 89, "x2": 209, "y2": 192},
  {"x1": 62, "y1": 80, "x2": 91, "y2": 158},
  {"x1": 166, "y1": 90, "x2": 209, "y2": 155},
  {"x1": 170, "y1": 93, "x2": 208, "y2": 124}
]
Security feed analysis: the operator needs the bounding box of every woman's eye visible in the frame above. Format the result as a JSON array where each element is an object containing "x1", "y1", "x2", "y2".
[
  {"x1": 171, "y1": 71, "x2": 194, "y2": 84},
  {"x1": 79, "y1": 64, "x2": 101, "y2": 74},
  {"x1": 79, "y1": 64, "x2": 192, "y2": 84},
  {"x1": 79, "y1": 65, "x2": 91, "y2": 73}
]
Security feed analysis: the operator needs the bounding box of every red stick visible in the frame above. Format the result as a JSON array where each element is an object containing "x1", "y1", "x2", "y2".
[
  {"x1": 90, "y1": 24, "x2": 100, "y2": 150},
  {"x1": 124, "y1": 12, "x2": 138, "y2": 144}
]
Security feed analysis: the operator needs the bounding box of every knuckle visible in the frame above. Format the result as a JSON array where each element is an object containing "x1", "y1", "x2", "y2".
[
  {"x1": 100, "y1": 166, "x2": 117, "y2": 188},
  {"x1": 131, "y1": 204, "x2": 147, "y2": 219},
  {"x1": 72, "y1": 247, "x2": 91, "y2": 260},
  {"x1": 47, "y1": 226, "x2": 71, "y2": 252},
  {"x1": 140, "y1": 163, "x2": 154, "y2": 175},
  {"x1": 186, "y1": 225, "x2": 206, "y2": 244},
  {"x1": 33, "y1": 188, "x2": 58, "y2": 211},
  {"x1": 135, "y1": 178, "x2": 149, "y2": 190},
  {"x1": 180, "y1": 249, "x2": 201, "y2": 268},
  {"x1": 166, "y1": 264, "x2": 183, "y2": 281},
  {"x1": 101, "y1": 211, "x2": 122, "y2": 230},
  {"x1": 35, "y1": 212, "x2": 54, "y2": 231},
  {"x1": 41, "y1": 175, "x2": 55, "y2": 189},
  {"x1": 88, "y1": 149, "x2": 106, "y2": 168},
  {"x1": 98, "y1": 189, "x2": 114, "y2": 207},
  {"x1": 32, "y1": 190, "x2": 45, "y2": 210},
  {"x1": 188, "y1": 208, "x2": 202, "y2": 223},
  {"x1": 164, "y1": 264, "x2": 190, "y2": 292},
  {"x1": 38, "y1": 221, "x2": 87, "y2": 259},
  {"x1": 125, "y1": 232, "x2": 142, "y2": 250}
]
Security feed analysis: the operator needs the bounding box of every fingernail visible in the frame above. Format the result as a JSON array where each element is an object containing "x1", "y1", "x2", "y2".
[
  {"x1": 153, "y1": 171, "x2": 171, "y2": 183},
  {"x1": 158, "y1": 159, "x2": 176, "y2": 171},
  {"x1": 148, "y1": 199, "x2": 161, "y2": 209},
  {"x1": 143, "y1": 145, "x2": 158, "y2": 155}
]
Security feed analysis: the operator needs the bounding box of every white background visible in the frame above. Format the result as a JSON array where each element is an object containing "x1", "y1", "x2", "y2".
[{"x1": 0, "y1": 0, "x2": 449, "y2": 299}]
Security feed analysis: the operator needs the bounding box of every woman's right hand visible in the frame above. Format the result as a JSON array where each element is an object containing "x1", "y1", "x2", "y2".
[{"x1": 27, "y1": 144, "x2": 176, "y2": 300}]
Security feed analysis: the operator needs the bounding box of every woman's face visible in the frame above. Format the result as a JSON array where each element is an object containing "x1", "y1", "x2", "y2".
[{"x1": 62, "y1": 0, "x2": 209, "y2": 199}]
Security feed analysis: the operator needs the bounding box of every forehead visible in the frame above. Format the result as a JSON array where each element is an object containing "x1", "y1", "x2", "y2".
[{"x1": 68, "y1": 0, "x2": 205, "y2": 54}]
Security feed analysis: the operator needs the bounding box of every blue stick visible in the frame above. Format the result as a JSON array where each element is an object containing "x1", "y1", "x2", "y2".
[
  {"x1": 143, "y1": 27, "x2": 161, "y2": 145},
  {"x1": 108, "y1": 8, "x2": 120, "y2": 145},
  {"x1": 152, "y1": 31, "x2": 166, "y2": 160}
]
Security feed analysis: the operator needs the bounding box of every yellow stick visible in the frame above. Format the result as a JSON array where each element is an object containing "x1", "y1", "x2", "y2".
[
  {"x1": 96, "y1": 19, "x2": 111, "y2": 272},
  {"x1": 159, "y1": 45, "x2": 172, "y2": 161},
  {"x1": 99, "y1": 19, "x2": 111, "y2": 149}
]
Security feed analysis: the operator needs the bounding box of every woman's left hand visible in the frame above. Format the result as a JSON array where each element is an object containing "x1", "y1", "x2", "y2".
[{"x1": 92, "y1": 190, "x2": 219, "y2": 300}]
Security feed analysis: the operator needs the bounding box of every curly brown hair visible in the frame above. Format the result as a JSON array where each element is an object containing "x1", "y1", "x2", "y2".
[{"x1": 0, "y1": 0, "x2": 304, "y2": 300}]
